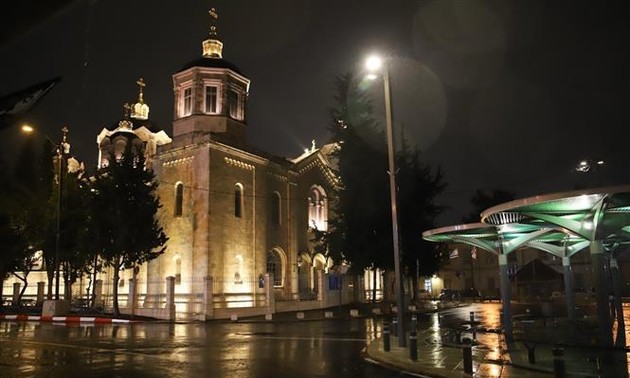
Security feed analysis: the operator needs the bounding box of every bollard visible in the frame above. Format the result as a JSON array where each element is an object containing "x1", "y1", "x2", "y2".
[
  {"x1": 469, "y1": 311, "x2": 477, "y2": 341},
  {"x1": 523, "y1": 342, "x2": 536, "y2": 364},
  {"x1": 383, "y1": 323, "x2": 391, "y2": 352},
  {"x1": 411, "y1": 314, "x2": 418, "y2": 331},
  {"x1": 409, "y1": 329, "x2": 418, "y2": 361},
  {"x1": 462, "y1": 338, "x2": 473, "y2": 374},
  {"x1": 392, "y1": 318, "x2": 398, "y2": 337},
  {"x1": 553, "y1": 347, "x2": 565, "y2": 378}
]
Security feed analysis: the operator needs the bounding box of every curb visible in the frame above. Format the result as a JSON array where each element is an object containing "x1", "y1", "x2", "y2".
[
  {"x1": 0, "y1": 314, "x2": 137, "y2": 324},
  {"x1": 361, "y1": 344, "x2": 444, "y2": 378}
]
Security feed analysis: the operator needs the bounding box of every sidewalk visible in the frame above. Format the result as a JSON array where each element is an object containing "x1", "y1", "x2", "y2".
[
  {"x1": 0, "y1": 313, "x2": 137, "y2": 324},
  {"x1": 364, "y1": 322, "x2": 628, "y2": 377}
]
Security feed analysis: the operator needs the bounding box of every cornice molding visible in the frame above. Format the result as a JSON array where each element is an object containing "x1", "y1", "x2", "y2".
[
  {"x1": 163, "y1": 156, "x2": 195, "y2": 167},
  {"x1": 225, "y1": 157, "x2": 254, "y2": 171},
  {"x1": 268, "y1": 171, "x2": 288, "y2": 182}
]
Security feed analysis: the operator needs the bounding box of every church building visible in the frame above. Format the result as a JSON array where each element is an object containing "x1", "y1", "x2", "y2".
[{"x1": 94, "y1": 9, "x2": 346, "y2": 319}]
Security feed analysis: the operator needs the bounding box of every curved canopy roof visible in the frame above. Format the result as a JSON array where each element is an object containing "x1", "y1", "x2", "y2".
[{"x1": 422, "y1": 186, "x2": 630, "y2": 256}]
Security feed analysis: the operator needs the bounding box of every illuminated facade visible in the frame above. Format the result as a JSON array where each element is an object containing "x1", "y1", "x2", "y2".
[
  {"x1": 1, "y1": 9, "x2": 354, "y2": 319},
  {"x1": 106, "y1": 10, "x2": 340, "y2": 319}
]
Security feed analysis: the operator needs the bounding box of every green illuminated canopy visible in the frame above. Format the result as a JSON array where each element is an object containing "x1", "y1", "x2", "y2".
[{"x1": 422, "y1": 186, "x2": 630, "y2": 256}]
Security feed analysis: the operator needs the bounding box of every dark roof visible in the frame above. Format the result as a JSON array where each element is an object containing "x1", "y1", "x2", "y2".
[
  {"x1": 515, "y1": 259, "x2": 563, "y2": 282},
  {"x1": 177, "y1": 57, "x2": 244, "y2": 75}
]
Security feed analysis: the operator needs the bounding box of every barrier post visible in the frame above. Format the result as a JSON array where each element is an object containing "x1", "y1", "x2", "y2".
[
  {"x1": 409, "y1": 329, "x2": 418, "y2": 361},
  {"x1": 462, "y1": 338, "x2": 473, "y2": 374},
  {"x1": 553, "y1": 347, "x2": 565, "y2": 377},
  {"x1": 383, "y1": 322, "x2": 391, "y2": 352}
]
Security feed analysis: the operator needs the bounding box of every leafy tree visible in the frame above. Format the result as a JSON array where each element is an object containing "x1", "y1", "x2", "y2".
[
  {"x1": 90, "y1": 153, "x2": 167, "y2": 316},
  {"x1": 316, "y1": 74, "x2": 446, "y2": 301},
  {"x1": 462, "y1": 189, "x2": 516, "y2": 223},
  {"x1": 9, "y1": 138, "x2": 56, "y2": 299},
  {"x1": 59, "y1": 170, "x2": 93, "y2": 301},
  {"x1": 0, "y1": 215, "x2": 26, "y2": 283},
  {"x1": 317, "y1": 74, "x2": 390, "y2": 276},
  {"x1": 0, "y1": 155, "x2": 28, "y2": 303},
  {"x1": 396, "y1": 142, "x2": 447, "y2": 298}
]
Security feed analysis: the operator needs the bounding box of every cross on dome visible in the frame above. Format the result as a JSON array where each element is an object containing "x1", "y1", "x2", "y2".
[{"x1": 203, "y1": 7, "x2": 223, "y2": 58}]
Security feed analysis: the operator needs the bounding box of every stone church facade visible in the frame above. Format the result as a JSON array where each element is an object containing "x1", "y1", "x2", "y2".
[
  {"x1": 1, "y1": 11, "x2": 358, "y2": 319},
  {"x1": 95, "y1": 11, "x2": 346, "y2": 319}
]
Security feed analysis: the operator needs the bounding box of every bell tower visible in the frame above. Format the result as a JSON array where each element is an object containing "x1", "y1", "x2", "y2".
[{"x1": 172, "y1": 8, "x2": 250, "y2": 148}]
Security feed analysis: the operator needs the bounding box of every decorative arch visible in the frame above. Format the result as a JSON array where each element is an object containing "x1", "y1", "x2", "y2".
[
  {"x1": 271, "y1": 191, "x2": 281, "y2": 225},
  {"x1": 234, "y1": 183, "x2": 243, "y2": 218},
  {"x1": 297, "y1": 252, "x2": 317, "y2": 299},
  {"x1": 266, "y1": 247, "x2": 287, "y2": 287},
  {"x1": 308, "y1": 185, "x2": 328, "y2": 231},
  {"x1": 174, "y1": 182, "x2": 184, "y2": 217},
  {"x1": 313, "y1": 253, "x2": 328, "y2": 272},
  {"x1": 113, "y1": 136, "x2": 128, "y2": 161}
]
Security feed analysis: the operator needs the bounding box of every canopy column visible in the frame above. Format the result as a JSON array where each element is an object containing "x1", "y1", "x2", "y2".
[
  {"x1": 498, "y1": 253, "x2": 512, "y2": 342},
  {"x1": 562, "y1": 256, "x2": 575, "y2": 321},
  {"x1": 590, "y1": 240, "x2": 612, "y2": 346},
  {"x1": 610, "y1": 255, "x2": 625, "y2": 347}
]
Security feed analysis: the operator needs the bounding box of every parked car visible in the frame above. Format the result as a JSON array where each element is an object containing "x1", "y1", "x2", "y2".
[
  {"x1": 461, "y1": 288, "x2": 483, "y2": 302},
  {"x1": 438, "y1": 289, "x2": 459, "y2": 301}
]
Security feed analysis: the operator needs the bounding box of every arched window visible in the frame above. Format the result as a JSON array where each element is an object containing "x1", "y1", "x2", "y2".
[
  {"x1": 234, "y1": 184, "x2": 243, "y2": 218},
  {"x1": 266, "y1": 249, "x2": 283, "y2": 287},
  {"x1": 308, "y1": 186, "x2": 327, "y2": 231},
  {"x1": 271, "y1": 192, "x2": 281, "y2": 226},
  {"x1": 174, "y1": 182, "x2": 184, "y2": 217}
]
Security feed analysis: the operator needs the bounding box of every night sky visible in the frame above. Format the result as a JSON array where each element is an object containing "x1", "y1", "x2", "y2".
[{"x1": 1, "y1": 0, "x2": 629, "y2": 226}]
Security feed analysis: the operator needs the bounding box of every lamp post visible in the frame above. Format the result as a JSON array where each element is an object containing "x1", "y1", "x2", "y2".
[
  {"x1": 21, "y1": 124, "x2": 69, "y2": 300},
  {"x1": 366, "y1": 55, "x2": 405, "y2": 347}
]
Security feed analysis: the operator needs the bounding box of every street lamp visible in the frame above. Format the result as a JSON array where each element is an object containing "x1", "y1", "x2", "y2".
[
  {"x1": 21, "y1": 124, "x2": 69, "y2": 300},
  {"x1": 365, "y1": 54, "x2": 405, "y2": 347},
  {"x1": 575, "y1": 159, "x2": 605, "y2": 186}
]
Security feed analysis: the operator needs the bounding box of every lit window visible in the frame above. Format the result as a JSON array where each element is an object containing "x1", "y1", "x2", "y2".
[
  {"x1": 308, "y1": 186, "x2": 327, "y2": 231},
  {"x1": 205, "y1": 86, "x2": 218, "y2": 114},
  {"x1": 174, "y1": 182, "x2": 183, "y2": 217},
  {"x1": 228, "y1": 89, "x2": 241, "y2": 120},
  {"x1": 271, "y1": 192, "x2": 281, "y2": 225},
  {"x1": 266, "y1": 250, "x2": 283, "y2": 287},
  {"x1": 234, "y1": 184, "x2": 243, "y2": 218},
  {"x1": 183, "y1": 87, "x2": 192, "y2": 116},
  {"x1": 424, "y1": 279, "x2": 432, "y2": 293}
]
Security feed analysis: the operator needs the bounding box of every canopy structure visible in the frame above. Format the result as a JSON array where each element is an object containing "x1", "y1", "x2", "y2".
[{"x1": 422, "y1": 185, "x2": 630, "y2": 345}]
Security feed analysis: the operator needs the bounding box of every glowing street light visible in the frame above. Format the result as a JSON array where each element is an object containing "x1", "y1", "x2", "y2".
[
  {"x1": 575, "y1": 159, "x2": 605, "y2": 186},
  {"x1": 21, "y1": 124, "x2": 69, "y2": 300},
  {"x1": 21, "y1": 124, "x2": 34, "y2": 134},
  {"x1": 575, "y1": 159, "x2": 604, "y2": 173},
  {"x1": 365, "y1": 54, "x2": 405, "y2": 347}
]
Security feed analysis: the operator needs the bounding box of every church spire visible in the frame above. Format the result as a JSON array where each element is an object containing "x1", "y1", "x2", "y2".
[
  {"x1": 202, "y1": 7, "x2": 223, "y2": 58},
  {"x1": 130, "y1": 77, "x2": 150, "y2": 120},
  {"x1": 136, "y1": 77, "x2": 145, "y2": 104}
]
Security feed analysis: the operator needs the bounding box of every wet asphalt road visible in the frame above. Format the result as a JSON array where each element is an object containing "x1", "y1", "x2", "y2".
[{"x1": 0, "y1": 317, "x2": 406, "y2": 378}]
